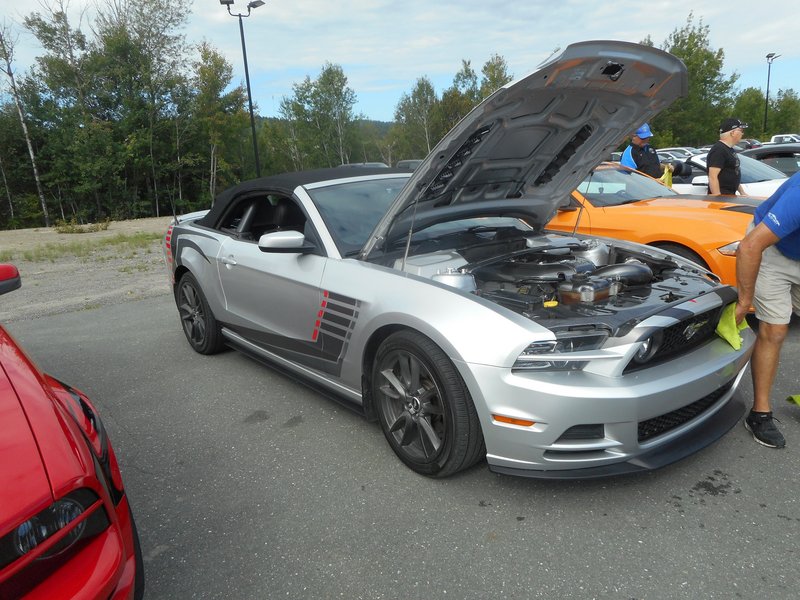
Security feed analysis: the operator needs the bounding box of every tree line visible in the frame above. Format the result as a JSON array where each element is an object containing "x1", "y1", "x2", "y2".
[{"x1": 1, "y1": 6, "x2": 798, "y2": 229}]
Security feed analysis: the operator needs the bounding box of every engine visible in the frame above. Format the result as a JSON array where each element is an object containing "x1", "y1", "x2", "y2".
[{"x1": 412, "y1": 235, "x2": 718, "y2": 326}]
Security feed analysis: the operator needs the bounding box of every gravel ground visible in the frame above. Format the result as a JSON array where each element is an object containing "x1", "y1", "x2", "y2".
[{"x1": 0, "y1": 217, "x2": 175, "y2": 323}]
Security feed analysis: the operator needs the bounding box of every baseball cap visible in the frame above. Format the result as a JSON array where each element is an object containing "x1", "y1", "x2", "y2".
[
  {"x1": 634, "y1": 123, "x2": 653, "y2": 138},
  {"x1": 719, "y1": 118, "x2": 748, "y2": 134}
]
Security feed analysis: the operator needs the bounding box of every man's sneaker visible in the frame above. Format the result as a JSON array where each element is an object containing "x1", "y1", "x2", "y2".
[{"x1": 744, "y1": 411, "x2": 786, "y2": 448}]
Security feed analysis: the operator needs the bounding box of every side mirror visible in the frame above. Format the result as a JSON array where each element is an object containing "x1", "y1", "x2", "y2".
[
  {"x1": 258, "y1": 230, "x2": 317, "y2": 254},
  {"x1": 670, "y1": 161, "x2": 693, "y2": 177},
  {"x1": 556, "y1": 197, "x2": 578, "y2": 211},
  {"x1": 690, "y1": 175, "x2": 709, "y2": 186},
  {"x1": 0, "y1": 264, "x2": 21, "y2": 296}
]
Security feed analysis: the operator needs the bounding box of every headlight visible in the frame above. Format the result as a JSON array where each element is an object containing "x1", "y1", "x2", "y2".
[
  {"x1": 13, "y1": 499, "x2": 85, "y2": 556},
  {"x1": 1, "y1": 489, "x2": 109, "y2": 569},
  {"x1": 717, "y1": 241, "x2": 739, "y2": 256},
  {"x1": 513, "y1": 330, "x2": 609, "y2": 371}
]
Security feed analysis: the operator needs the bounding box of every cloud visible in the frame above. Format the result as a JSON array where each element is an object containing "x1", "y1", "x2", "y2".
[{"x1": 1, "y1": 0, "x2": 796, "y2": 122}]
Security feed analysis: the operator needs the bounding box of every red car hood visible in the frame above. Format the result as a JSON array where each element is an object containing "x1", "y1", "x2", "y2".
[
  {"x1": 0, "y1": 327, "x2": 95, "y2": 537},
  {"x1": 0, "y1": 331, "x2": 54, "y2": 535}
]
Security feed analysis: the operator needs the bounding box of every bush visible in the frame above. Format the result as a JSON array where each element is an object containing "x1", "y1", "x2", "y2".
[{"x1": 54, "y1": 218, "x2": 111, "y2": 234}]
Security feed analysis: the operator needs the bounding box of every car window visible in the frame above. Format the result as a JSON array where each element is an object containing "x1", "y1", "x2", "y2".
[
  {"x1": 761, "y1": 154, "x2": 800, "y2": 175},
  {"x1": 737, "y1": 154, "x2": 788, "y2": 183},
  {"x1": 576, "y1": 167, "x2": 677, "y2": 207},
  {"x1": 217, "y1": 198, "x2": 256, "y2": 235},
  {"x1": 215, "y1": 195, "x2": 319, "y2": 248},
  {"x1": 688, "y1": 153, "x2": 787, "y2": 184},
  {"x1": 308, "y1": 177, "x2": 409, "y2": 255}
]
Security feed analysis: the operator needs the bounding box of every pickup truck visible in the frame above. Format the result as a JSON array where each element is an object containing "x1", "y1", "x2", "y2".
[{"x1": 768, "y1": 134, "x2": 800, "y2": 144}]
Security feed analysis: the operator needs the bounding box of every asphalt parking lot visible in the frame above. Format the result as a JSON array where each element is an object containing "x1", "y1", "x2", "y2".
[{"x1": 8, "y1": 296, "x2": 800, "y2": 599}]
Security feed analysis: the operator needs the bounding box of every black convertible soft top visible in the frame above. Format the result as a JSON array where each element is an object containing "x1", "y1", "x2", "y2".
[{"x1": 198, "y1": 167, "x2": 408, "y2": 227}]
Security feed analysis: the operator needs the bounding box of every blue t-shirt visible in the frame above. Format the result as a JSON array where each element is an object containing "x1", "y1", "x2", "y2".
[
  {"x1": 620, "y1": 146, "x2": 636, "y2": 170},
  {"x1": 753, "y1": 171, "x2": 800, "y2": 260}
]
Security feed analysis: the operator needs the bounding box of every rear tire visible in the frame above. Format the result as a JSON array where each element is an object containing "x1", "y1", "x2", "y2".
[
  {"x1": 175, "y1": 273, "x2": 224, "y2": 354},
  {"x1": 372, "y1": 330, "x2": 484, "y2": 477}
]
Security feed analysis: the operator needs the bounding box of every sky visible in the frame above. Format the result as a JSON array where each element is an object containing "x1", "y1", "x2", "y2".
[{"x1": 1, "y1": 0, "x2": 798, "y2": 125}]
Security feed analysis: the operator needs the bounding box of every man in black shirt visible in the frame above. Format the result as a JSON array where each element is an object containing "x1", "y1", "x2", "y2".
[{"x1": 708, "y1": 118, "x2": 747, "y2": 195}]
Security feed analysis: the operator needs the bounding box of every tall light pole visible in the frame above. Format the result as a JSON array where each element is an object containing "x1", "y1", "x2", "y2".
[
  {"x1": 220, "y1": 0, "x2": 265, "y2": 177},
  {"x1": 763, "y1": 52, "x2": 780, "y2": 136}
]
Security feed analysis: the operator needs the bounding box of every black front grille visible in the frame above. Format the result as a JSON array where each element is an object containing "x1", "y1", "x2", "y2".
[
  {"x1": 625, "y1": 307, "x2": 723, "y2": 374},
  {"x1": 638, "y1": 380, "x2": 734, "y2": 442}
]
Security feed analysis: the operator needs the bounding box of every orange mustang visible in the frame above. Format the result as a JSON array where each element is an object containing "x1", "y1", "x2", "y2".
[{"x1": 547, "y1": 162, "x2": 760, "y2": 286}]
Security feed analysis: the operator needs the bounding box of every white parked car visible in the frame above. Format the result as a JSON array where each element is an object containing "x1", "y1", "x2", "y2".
[
  {"x1": 657, "y1": 146, "x2": 700, "y2": 158},
  {"x1": 767, "y1": 134, "x2": 800, "y2": 145},
  {"x1": 670, "y1": 152, "x2": 787, "y2": 197}
]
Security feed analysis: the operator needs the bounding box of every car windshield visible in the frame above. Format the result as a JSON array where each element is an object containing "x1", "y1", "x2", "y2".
[
  {"x1": 384, "y1": 217, "x2": 532, "y2": 254},
  {"x1": 576, "y1": 167, "x2": 677, "y2": 207},
  {"x1": 412, "y1": 217, "x2": 532, "y2": 243},
  {"x1": 308, "y1": 176, "x2": 410, "y2": 256}
]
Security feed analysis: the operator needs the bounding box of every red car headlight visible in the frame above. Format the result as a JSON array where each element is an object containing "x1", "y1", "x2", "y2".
[{"x1": 0, "y1": 489, "x2": 109, "y2": 570}]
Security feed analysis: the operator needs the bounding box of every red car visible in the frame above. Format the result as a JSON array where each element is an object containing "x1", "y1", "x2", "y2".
[{"x1": 0, "y1": 264, "x2": 144, "y2": 599}]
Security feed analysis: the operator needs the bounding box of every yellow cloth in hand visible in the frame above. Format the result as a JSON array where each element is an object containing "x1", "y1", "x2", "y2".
[
  {"x1": 659, "y1": 168, "x2": 673, "y2": 188},
  {"x1": 715, "y1": 303, "x2": 749, "y2": 350}
]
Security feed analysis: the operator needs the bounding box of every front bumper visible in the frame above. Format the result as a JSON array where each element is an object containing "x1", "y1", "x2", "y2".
[
  {"x1": 489, "y1": 393, "x2": 744, "y2": 479},
  {"x1": 459, "y1": 328, "x2": 754, "y2": 478}
]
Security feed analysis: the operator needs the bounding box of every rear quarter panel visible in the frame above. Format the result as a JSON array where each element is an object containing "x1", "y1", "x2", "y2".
[{"x1": 171, "y1": 224, "x2": 228, "y2": 316}]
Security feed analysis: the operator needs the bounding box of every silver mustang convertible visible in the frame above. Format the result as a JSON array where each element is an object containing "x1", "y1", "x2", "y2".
[{"x1": 164, "y1": 41, "x2": 755, "y2": 479}]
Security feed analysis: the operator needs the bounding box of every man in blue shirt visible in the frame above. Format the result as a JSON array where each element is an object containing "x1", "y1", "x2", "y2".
[
  {"x1": 620, "y1": 123, "x2": 663, "y2": 178},
  {"x1": 735, "y1": 171, "x2": 800, "y2": 448}
]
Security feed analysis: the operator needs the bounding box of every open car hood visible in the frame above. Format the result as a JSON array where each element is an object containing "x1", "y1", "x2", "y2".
[{"x1": 362, "y1": 40, "x2": 687, "y2": 257}]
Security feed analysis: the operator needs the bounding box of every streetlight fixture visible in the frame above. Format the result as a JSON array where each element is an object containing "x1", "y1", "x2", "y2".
[
  {"x1": 763, "y1": 52, "x2": 780, "y2": 135},
  {"x1": 220, "y1": 0, "x2": 266, "y2": 177}
]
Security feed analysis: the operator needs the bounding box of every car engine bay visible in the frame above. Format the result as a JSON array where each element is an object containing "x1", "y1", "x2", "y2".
[{"x1": 396, "y1": 234, "x2": 725, "y2": 334}]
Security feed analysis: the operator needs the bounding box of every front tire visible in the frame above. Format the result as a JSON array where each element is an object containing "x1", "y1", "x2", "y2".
[
  {"x1": 372, "y1": 331, "x2": 484, "y2": 477},
  {"x1": 653, "y1": 243, "x2": 709, "y2": 270},
  {"x1": 129, "y1": 503, "x2": 145, "y2": 600},
  {"x1": 175, "y1": 273, "x2": 224, "y2": 354}
]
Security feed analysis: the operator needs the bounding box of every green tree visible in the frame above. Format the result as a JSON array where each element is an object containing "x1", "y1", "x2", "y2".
[
  {"x1": 279, "y1": 63, "x2": 358, "y2": 168},
  {"x1": 769, "y1": 90, "x2": 800, "y2": 137},
  {"x1": 434, "y1": 60, "x2": 482, "y2": 139},
  {"x1": 480, "y1": 54, "x2": 513, "y2": 99},
  {"x1": 650, "y1": 12, "x2": 738, "y2": 147},
  {"x1": 94, "y1": 0, "x2": 189, "y2": 216},
  {"x1": 452, "y1": 60, "x2": 480, "y2": 105},
  {"x1": 393, "y1": 76, "x2": 438, "y2": 157},
  {"x1": 190, "y1": 42, "x2": 247, "y2": 203},
  {"x1": 0, "y1": 22, "x2": 50, "y2": 226},
  {"x1": 732, "y1": 87, "x2": 767, "y2": 138},
  {"x1": 423, "y1": 54, "x2": 513, "y2": 152},
  {"x1": 280, "y1": 76, "x2": 322, "y2": 169},
  {"x1": 25, "y1": 3, "x2": 125, "y2": 221},
  {"x1": 259, "y1": 117, "x2": 296, "y2": 175},
  {"x1": 313, "y1": 63, "x2": 357, "y2": 165}
]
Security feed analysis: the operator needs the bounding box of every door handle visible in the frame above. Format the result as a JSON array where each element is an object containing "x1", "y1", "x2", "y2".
[{"x1": 220, "y1": 256, "x2": 237, "y2": 266}]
